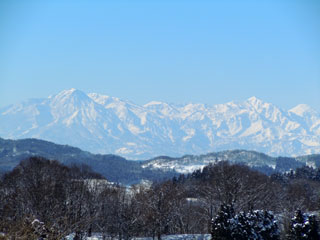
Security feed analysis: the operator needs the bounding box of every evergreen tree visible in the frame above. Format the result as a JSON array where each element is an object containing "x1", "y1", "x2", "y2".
[
  {"x1": 211, "y1": 206, "x2": 279, "y2": 240},
  {"x1": 211, "y1": 205, "x2": 235, "y2": 240},
  {"x1": 233, "y1": 211, "x2": 253, "y2": 240},
  {"x1": 249, "y1": 210, "x2": 279, "y2": 240},
  {"x1": 288, "y1": 210, "x2": 319, "y2": 240}
]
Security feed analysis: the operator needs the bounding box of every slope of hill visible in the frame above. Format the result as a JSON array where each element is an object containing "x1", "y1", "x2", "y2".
[
  {"x1": 142, "y1": 150, "x2": 320, "y2": 175},
  {"x1": 0, "y1": 137, "x2": 177, "y2": 185},
  {"x1": 0, "y1": 89, "x2": 319, "y2": 159}
]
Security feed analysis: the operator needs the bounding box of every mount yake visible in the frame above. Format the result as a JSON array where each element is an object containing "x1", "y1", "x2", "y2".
[{"x1": 0, "y1": 89, "x2": 319, "y2": 159}]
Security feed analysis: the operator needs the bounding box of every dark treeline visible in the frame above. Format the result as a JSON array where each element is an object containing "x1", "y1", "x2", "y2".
[
  {"x1": 1, "y1": 157, "x2": 320, "y2": 239},
  {"x1": 178, "y1": 162, "x2": 320, "y2": 213}
]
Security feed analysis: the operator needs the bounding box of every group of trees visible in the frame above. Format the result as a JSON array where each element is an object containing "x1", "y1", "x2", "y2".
[
  {"x1": 179, "y1": 161, "x2": 320, "y2": 213},
  {"x1": 287, "y1": 210, "x2": 319, "y2": 239},
  {"x1": 179, "y1": 162, "x2": 320, "y2": 239},
  {"x1": 211, "y1": 205, "x2": 319, "y2": 240},
  {"x1": 1, "y1": 157, "x2": 320, "y2": 239},
  {"x1": 0, "y1": 157, "x2": 105, "y2": 239},
  {"x1": 211, "y1": 205, "x2": 279, "y2": 240},
  {"x1": 0, "y1": 157, "x2": 200, "y2": 239}
]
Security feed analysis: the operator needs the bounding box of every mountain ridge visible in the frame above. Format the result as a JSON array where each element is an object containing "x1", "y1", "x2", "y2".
[
  {"x1": 0, "y1": 137, "x2": 177, "y2": 184},
  {"x1": 1, "y1": 137, "x2": 319, "y2": 184},
  {"x1": 0, "y1": 89, "x2": 319, "y2": 159}
]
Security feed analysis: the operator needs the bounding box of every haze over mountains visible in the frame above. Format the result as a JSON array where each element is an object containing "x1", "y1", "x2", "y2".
[{"x1": 0, "y1": 88, "x2": 319, "y2": 159}]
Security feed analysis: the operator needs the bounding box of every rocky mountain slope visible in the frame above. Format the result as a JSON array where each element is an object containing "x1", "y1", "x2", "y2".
[{"x1": 0, "y1": 89, "x2": 319, "y2": 159}]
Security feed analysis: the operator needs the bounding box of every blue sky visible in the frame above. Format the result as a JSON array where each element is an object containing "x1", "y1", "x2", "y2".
[{"x1": 1, "y1": 0, "x2": 319, "y2": 111}]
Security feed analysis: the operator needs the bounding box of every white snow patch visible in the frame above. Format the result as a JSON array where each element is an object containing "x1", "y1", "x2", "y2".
[
  {"x1": 285, "y1": 121, "x2": 300, "y2": 131},
  {"x1": 300, "y1": 139, "x2": 320, "y2": 147},
  {"x1": 182, "y1": 128, "x2": 195, "y2": 142},
  {"x1": 144, "y1": 101, "x2": 164, "y2": 107},
  {"x1": 289, "y1": 104, "x2": 314, "y2": 117},
  {"x1": 241, "y1": 121, "x2": 263, "y2": 137},
  {"x1": 63, "y1": 111, "x2": 79, "y2": 126},
  {"x1": 128, "y1": 124, "x2": 142, "y2": 134},
  {"x1": 306, "y1": 161, "x2": 316, "y2": 169},
  {"x1": 175, "y1": 164, "x2": 205, "y2": 174}
]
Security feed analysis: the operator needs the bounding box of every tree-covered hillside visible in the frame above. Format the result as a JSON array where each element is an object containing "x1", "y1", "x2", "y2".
[{"x1": 0, "y1": 138, "x2": 177, "y2": 185}]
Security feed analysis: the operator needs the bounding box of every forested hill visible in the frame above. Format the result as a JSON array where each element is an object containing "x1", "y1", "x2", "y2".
[
  {"x1": 143, "y1": 150, "x2": 320, "y2": 175},
  {"x1": 1, "y1": 137, "x2": 319, "y2": 184},
  {"x1": 0, "y1": 137, "x2": 177, "y2": 185}
]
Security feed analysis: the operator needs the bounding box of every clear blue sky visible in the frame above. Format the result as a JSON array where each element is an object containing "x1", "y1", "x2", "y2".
[{"x1": 1, "y1": 0, "x2": 319, "y2": 111}]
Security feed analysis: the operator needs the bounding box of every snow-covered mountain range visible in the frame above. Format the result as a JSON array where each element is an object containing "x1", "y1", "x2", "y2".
[{"x1": 1, "y1": 88, "x2": 319, "y2": 159}]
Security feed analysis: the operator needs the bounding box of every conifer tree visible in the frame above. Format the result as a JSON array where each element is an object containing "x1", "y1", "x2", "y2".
[
  {"x1": 288, "y1": 210, "x2": 319, "y2": 240},
  {"x1": 211, "y1": 204, "x2": 235, "y2": 240},
  {"x1": 211, "y1": 206, "x2": 279, "y2": 240}
]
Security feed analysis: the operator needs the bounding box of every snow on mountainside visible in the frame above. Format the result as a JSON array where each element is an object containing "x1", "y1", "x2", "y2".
[
  {"x1": 0, "y1": 89, "x2": 319, "y2": 159},
  {"x1": 141, "y1": 150, "x2": 276, "y2": 174}
]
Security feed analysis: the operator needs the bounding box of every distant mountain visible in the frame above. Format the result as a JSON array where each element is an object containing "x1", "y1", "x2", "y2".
[
  {"x1": 1, "y1": 138, "x2": 319, "y2": 184},
  {"x1": 0, "y1": 137, "x2": 177, "y2": 185},
  {"x1": 0, "y1": 88, "x2": 319, "y2": 159},
  {"x1": 142, "y1": 150, "x2": 320, "y2": 175}
]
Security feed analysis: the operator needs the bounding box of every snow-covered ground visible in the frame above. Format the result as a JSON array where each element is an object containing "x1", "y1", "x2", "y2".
[{"x1": 65, "y1": 233, "x2": 211, "y2": 240}]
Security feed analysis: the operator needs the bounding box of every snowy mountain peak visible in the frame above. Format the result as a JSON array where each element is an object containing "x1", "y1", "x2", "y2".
[
  {"x1": 144, "y1": 101, "x2": 166, "y2": 107},
  {"x1": 88, "y1": 93, "x2": 112, "y2": 105},
  {"x1": 53, "y1": 88, "x2": 89, "y2": 101},
  {"x1": 244, "y1": 96, "x2": 277, "y2": 115},
  {"x1": 247, "y1": 96, "x2": 261, "y2": 102},
  {"x1": 246, "y1": 96, "x2": 265, "y2": 107},
  {"x1": 67, "y1": 87, "x2": 77, "y2": 92},
  {"x1": 58, "y1": 88, "x2": 80, "y2": 96},
  {"x1": 0, "y1": 89, "x2": 319, "y2": 159},
  {"x1": 289, "y1": 104, "x2": 316, "y2": 117},
  {"x1": 49, "y1": 89, "x2": 94, "y2": 114},
  {"x1": 143, "y1": 101, "x2": 180, "y2": 117}
]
